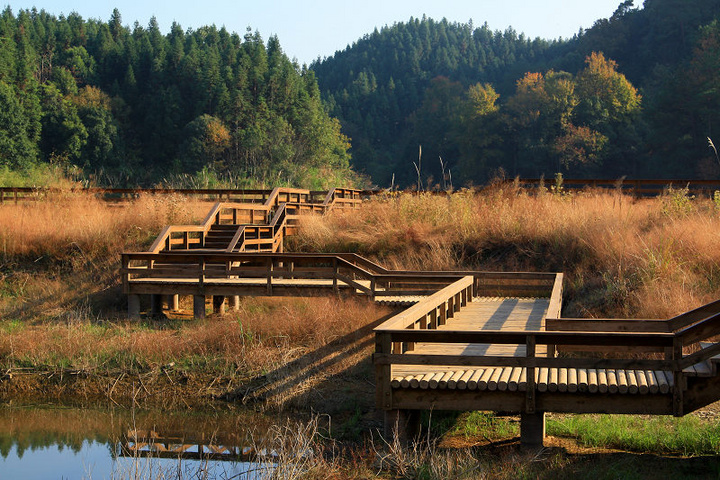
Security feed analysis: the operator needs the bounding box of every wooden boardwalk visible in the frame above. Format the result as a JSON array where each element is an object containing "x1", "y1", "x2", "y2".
[
  {"x1": 121, "y1": 187, "x2": 720, "y2": 446},
  {"x1": 393, "y1": 297, "x2": 551, "y2": 375}
]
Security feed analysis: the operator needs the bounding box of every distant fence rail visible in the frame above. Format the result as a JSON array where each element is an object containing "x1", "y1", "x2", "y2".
[
  {"x1": 0, "y1": 186, "x2": 352, "y2": 204},
  {"x1": 3, "y1": 178, "x2": 720, "y2": 204},
  {"x1": 509, "y1": 178, "x2": 720, "y2": 197}
]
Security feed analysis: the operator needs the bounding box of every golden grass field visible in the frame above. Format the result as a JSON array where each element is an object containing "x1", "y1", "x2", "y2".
[{"x1": 291, "y1": 185, "x2": 720, "y2": 319}]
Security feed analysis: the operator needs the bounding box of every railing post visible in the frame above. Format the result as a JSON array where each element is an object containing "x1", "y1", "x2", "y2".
[
  {"x1": 266, "y1": 257, "x2": 273, "y2": 295},
  {"x1": 525, "y1": 334, "x2": 536, "y2": 414},
  {"x1": 672, "y1": 337, "x2": 684, "y2": 416},
  {"x1": 333, "y1": 258, "x2": 339, "y2": 294},
  {"x1": 121, "y1": 255, "x2": 129, "y2": 294},
  {"x1": 375, "y1": 332, "x2": 393, "y2": 410},
  {"x1": 520, "y1": 333, "x2": 544, "y2": 447},
  {"x1": 199, "y1": 257, "x2": 205, "y2": 290},
  {"x1": 429, "y1": 308, "x2": 438, "y2": 329}
]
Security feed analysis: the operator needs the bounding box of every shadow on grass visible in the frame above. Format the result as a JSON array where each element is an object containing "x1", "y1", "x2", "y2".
[
  {"x1": 521, "y1": 446, "x2": 720, "y2": 479},
  {"x1": 223, "y1": 307, "x2": 400, "y2": 417}
]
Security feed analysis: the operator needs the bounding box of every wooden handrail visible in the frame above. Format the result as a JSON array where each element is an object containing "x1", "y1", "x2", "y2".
[
  {"x1": 667, "y1": 299, "x2": 720, "y2": 332},
  {"x1": 546, "y1": 317, "x2": 671, "y2": 333},
  {"x1": 225, "y1": 226, "x2": 246, "y2": 252},
  {"x1": 382, "y1": 329, "x2": 675, "y2": 347},
  {"x1": 122, "y1": 252, "x2": 528, "y2": 303},
  {"x1": 374, "y1": 352, "x2": 677, "y2": 372},
  {"x1": 375, "y1": 276, "x2": 474, "y2": 331}
]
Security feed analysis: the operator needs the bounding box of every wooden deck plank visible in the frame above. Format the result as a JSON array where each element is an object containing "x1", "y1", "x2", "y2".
[
  {"x1": 391, "y1": 366, "x2": 680, "y2": 395},
  {"x1": 393, "y1": 297, "x2": 550, "y2": 379}
]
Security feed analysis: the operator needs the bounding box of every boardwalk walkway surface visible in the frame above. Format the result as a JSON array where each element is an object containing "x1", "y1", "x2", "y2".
[{"x1": 121, "y1": 187, "x2": 720, "y2": 446}]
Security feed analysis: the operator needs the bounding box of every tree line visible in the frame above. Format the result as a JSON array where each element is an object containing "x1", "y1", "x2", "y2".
[
  {"x1": 3, "y1": 1, "x2": 720, "y2": 189},
  {"x1": 0, "y1": 8, "x2": 357, "y2": 188},
  {"x1": 313, "y1": 0, "x2": 720, "y2": 187}
]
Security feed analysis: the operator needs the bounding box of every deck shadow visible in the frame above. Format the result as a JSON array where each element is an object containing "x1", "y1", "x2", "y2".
[{"x1": 224, "y1": 308, "x2": 399, "y2": 413}]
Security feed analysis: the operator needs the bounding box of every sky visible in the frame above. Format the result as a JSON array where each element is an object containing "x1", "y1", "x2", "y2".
[{"x1": 3, "y1": 0, "x2": 629, "y2": 65}]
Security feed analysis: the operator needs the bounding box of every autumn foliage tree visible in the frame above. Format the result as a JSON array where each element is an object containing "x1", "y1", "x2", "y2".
[{"x1": 457, "y1": 52, "x2": 640, "y2": 182}]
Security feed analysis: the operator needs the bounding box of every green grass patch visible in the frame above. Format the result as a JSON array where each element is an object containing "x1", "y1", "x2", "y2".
[
  {"x1": 448, "y1": 411, "x2": 520, "y2": 440},
  {"x1": 548, "y1": 414, "x2": 720, "y2": 455}
]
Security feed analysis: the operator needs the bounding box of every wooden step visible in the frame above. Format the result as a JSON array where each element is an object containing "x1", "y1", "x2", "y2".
[{"x1": 209, "y1": 225, "x2": 240, "y2": 230}]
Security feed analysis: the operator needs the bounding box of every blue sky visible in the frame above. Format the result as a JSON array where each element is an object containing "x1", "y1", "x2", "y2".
[{"x1": 3, "y1": 0, "x2": 629, "y2": 65}]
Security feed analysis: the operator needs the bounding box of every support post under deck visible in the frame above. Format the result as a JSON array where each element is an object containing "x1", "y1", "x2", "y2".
[
  {"x1": 213, "y1": 295, "x2": 226, "y2": 315},
  {"x1": 384, "y1": 409, "x2": 421, "y2": 445},
  {"x1": 128, "y1": 294, "x2": 141, "y2": 320},
  {"x1": 193, "y1": 295, "x2": 206, "y2": 319},
  {"x1": 170, "y1": 294, "x2": 180, "y2": 312},
  {"x1": 150, "y1": 294, "x2": 163, "y2": 317},
  {"x1": 230, "y1": 295, "x2": 240, "y2": 311},
  {"x1": 520, "y1": 411, "x2": 546, "y2": 447}
]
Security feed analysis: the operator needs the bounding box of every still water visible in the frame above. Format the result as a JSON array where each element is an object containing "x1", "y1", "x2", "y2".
[{"x1": 0, "y1": 405, "x2": 293, "y2": 479}]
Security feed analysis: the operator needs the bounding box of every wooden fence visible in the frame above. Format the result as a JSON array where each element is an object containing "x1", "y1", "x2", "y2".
[{"x1": 3, "y1": 179, "x2": 720, "y2": 204}]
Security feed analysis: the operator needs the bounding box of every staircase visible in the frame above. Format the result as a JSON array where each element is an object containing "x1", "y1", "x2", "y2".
[
  {"x1": 148, "y1": 187, "x2": 362, "y2": 254},
  {"x1": 203, "y1": 224, "x2": 238, "y2": 250}
]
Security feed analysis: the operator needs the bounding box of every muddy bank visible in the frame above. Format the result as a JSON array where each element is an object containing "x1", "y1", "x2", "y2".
[{"x1": 0, "y1": 368, "x2": 242, "y2": 408}]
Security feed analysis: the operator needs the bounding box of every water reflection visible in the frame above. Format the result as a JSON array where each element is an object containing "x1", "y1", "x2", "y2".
[{"x1": 0, "y1": 405, "x2": 290, "y2": 479}]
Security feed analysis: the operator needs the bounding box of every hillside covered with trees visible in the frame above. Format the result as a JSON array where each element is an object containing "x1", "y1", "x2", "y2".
[
  {"x1": 0, "y1": 8, "x2": 357, "y2": 188},
  {"x1": 313, "y1": 0, "x2": 720, "y2": 187},
  {"x1": 3, "y1": 1, "x2": 720, "y2": 188}
]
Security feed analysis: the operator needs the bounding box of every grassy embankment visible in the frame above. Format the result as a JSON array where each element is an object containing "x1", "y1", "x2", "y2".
[{"x1": 2, "y1": 186, "x2": 720, "y2": 477}]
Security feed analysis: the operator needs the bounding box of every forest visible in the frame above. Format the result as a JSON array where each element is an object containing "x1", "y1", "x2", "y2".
[
  {"x1": 313, "y1": 0, "x2": 720, "y2": 187},
  {"x1": 0, "y1": 8, "x2": 356, "y2": 188},
  {"x1": 2, "y1": 0, "x2": 720, "y2": 188}
]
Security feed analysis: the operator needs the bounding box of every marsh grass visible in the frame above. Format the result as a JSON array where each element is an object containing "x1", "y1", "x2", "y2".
[
  {"x1": 0, "y1": 193, "x2": 210, "y2": 259},
  {"x1": 451, "y1": 412, "x2": 520, "y2": 440},
  {"x1": 292, "y1": 187, "x2": 720, "y2": 318},
  {"x1": 0, "y1": 297, "x2": 387, "y2": 375}
]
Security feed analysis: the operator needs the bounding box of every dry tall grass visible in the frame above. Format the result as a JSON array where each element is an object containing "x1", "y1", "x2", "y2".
[
  {"x1": 0, "y1": 193, "x2": 210, "y2": 259},
  {"x1": 0, "y1": 297, "x2": 387, "y2": 373},
  {"x1": 0, "y1": 193, "x2": 211, "y2": 324},
  {"x1": 291, "y1": 186, "x2": 720, "y2": 318}
]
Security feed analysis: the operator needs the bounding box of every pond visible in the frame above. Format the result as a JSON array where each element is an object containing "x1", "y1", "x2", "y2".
[{"x1": 0, "y1": 404, "x2": 308, "y2": 479}]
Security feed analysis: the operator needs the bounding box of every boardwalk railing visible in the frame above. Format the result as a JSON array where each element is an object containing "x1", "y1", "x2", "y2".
[
  {"x1": 122, "y1": 252, "x2": 473, "y2": 301},
  {"x1": 510, "y1": 178, "x2": 720, "y2": 196},
  {"x1": 375, "y1": 272, "x2": 720, "y2": 417},
  {"x1": 0, "y1": 186, "x2": 322, "y2": 203}
]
